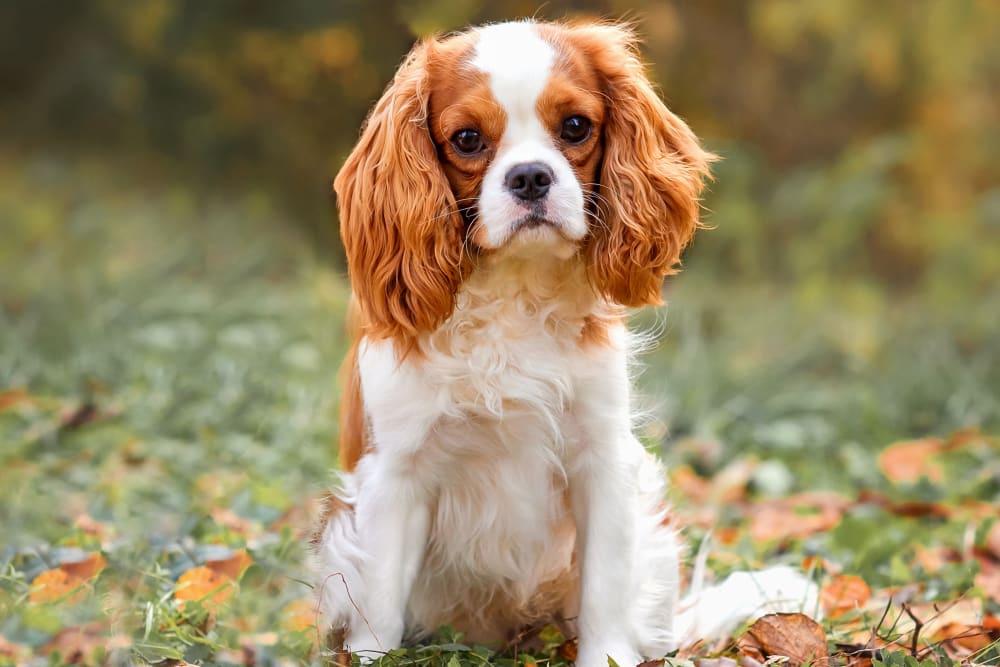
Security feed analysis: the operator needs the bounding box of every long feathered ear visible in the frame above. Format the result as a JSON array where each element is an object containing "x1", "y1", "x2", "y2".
[
  {"x1": 573, "y1": 24, "x2": 715, "y2": 307},
  {"x1": 334, "y1": 39, "x2": 466, "y2": 350}
]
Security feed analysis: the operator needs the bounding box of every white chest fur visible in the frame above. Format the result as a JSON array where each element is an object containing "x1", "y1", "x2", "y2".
[{"x1": 356, "y1": 256, "x2": 611, "y2": 633}]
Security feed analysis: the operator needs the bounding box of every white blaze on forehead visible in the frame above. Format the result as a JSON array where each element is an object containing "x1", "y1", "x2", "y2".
[
  {"x1": 472, "y1": 22, "x2": 555, "y2": 140},
  {"x1": 469, "y1": 21, "x2": 587, "y2": 250}
]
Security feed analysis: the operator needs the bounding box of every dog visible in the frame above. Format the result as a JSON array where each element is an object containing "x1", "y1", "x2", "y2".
[{"x1": 313, "y1": 19, "x2": 816, "y2": 666}]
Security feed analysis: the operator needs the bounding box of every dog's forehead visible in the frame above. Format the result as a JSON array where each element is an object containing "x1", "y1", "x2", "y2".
[{"x1": 470, "y1": 22, "x2": 556, "y2": 121}]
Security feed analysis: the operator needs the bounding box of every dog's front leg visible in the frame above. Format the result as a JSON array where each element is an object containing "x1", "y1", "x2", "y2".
[
  {"x1": 318, "y1": 340, "x2": 436, "y2": 658},
  {"x1": 341, "y1": 451, "x2": 430, "y2": 656},
  {"x1": 570, "y1": 343, "x2": 647, "y2": 667}
]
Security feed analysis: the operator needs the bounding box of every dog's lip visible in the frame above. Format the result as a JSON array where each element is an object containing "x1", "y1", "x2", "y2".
[{"x1": 513, "y1": 215, "x2": 557, "y2": 231}]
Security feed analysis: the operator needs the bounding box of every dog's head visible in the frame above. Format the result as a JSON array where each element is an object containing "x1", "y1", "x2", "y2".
[{"x1": 335, "y1": 20, "x2": 714, "y2": 345}]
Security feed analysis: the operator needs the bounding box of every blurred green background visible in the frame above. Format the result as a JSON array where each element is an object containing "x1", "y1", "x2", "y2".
[
  {"x1": 2, "y1": 1, "x2": 1000, "y2": 663},
  {"x1": 4, "y1": 0, "x2": 1000, "y2": 525}
]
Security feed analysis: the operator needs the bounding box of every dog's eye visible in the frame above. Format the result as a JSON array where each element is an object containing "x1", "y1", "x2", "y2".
[
  {"x1": 451, "y1": 129, "x2": 485, "y2": 156},
  {"x1": 560, "y1": 116, "x2": 592, "y2": 144}
]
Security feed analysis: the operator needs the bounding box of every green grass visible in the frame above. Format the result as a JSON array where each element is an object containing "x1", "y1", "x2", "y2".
[{"x1": 2, "y1": 162, "x2": 998, "y2": 665}]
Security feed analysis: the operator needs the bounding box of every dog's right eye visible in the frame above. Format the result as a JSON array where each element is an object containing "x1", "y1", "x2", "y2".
[{"x1": 451, "y1": 129, "x2": 486, "y2": 156}]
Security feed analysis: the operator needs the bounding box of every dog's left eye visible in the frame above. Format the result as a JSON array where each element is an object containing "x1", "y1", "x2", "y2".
[
  {"x1": 560, "y1": 116, "x2": 592, "y2": 144},
  {"x1": 451, "y1": 129, "x2": 486, "y2": 156}
]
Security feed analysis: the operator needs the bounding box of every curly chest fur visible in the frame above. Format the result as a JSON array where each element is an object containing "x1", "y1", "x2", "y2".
[{"x1": 395, "y1": 260, "x2": 605, "y2": 633}]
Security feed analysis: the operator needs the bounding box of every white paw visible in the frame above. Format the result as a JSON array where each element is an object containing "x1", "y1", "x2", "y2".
[
  {"x1": 576, "y1": 640, "x2": 643, "y2": 667},
  {"x1": 344, "y1": 623, "x2": 402, "y2": 662}
]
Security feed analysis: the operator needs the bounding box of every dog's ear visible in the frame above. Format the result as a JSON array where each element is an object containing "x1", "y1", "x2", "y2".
[
  {"x1": 571, "y1": 23, "x2": 715, "y2": 307},
  {"x1": 335, "y1": 39, "x2": 467, "y2": 351}
]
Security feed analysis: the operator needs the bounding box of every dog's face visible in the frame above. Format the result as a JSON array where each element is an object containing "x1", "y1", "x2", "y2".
[
  {"x1": 335, "y1": 20, "x2": 714, "y2": 345},
  {"x1": 427, "y1": 22, "x2": 604, "y2": 255}
]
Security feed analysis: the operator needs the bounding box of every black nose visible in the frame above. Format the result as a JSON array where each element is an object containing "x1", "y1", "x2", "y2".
[{"x1": 505, "y1": 162, "x2": 554, "y2": 201}]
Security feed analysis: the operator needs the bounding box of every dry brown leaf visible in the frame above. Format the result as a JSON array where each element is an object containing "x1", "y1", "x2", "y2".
[
  {"x1": 42, "y1": 623, "x2": 121, "y2": 663},
  {"x1": 821, "y1": 575, "x2": 872, "y2": 618},
  {"x1": 672, "y1": 466, "x2": 712, "y2": 504},
  {"x1": 749, "y1": 499, "x2": 842, "y2": 543},
  {"x1": 900, "y1": 598, "x2": 986, "y2": 649},
  {"x1": 913, "y1": 545, "x2": 960, "y2": 573},
  {"x1": 558, "y1": 638, "x2": 577, "y2": 662},
  {"x1": 175, "y1": 566, "x2": 235, "y2": 611},
  {"x1": 205, "y1": 548, "x2": 253, "y2": 581},
  {"x1": 711, "y1": 459, "x2": 756, "y2": 503},
  {"x1": 934, "y1": 617, "x2": 1000, "y2": 652},
  {"x1": 738, "y1": 613, "x2": 827, "y2": 667},
  {"x1": 60, "y1": 552, "x2": 107, "y2": 580},
  {"x1": 878, "y1": 438, "x2": 944, "y2": 483}
]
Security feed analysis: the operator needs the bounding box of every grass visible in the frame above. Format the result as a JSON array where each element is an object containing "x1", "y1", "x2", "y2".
[{"x1": 1, "y1": 159, "x2": 998, "y2": 665}]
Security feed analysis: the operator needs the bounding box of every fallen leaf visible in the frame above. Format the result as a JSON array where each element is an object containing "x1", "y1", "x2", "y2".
[
  {"x1": 738, "y1": 613, "x2": 827, "y2": 667},
  {"x1": 558, "y1": 638, "x2": 577, "y2": 662},
  {"x1": 29, "y1": 569, "x2": 85, "y2": 604},
  {"x1": 821, "y1": 575, "x2": 872, "y2": 618},
  {"x1": 749, "y1": 498, "x2": 842, "y2": 543},
  {"x1": 878, "y1": 438, "x2": 944, "y2": 483},
  {"x1": 672, "y1": 466, "x2": 712, "y2": 504},
  {"x1": 281, "y1": 598, "x2": 318, "y2": 633},
  {"x1": 0, "y1": 388, "x2": 33, "y2": 411},
  {"x1": 60, "y1": 552, "x2": 107, "y2": 580},
  {"x1": 913, "y1": 545, "x2": 960, "y2": 573},
  {"x1": 42, "y1": 623, "x2": 120, "y2": 663},
  {"x1": 175, "y1": 566, "x2": 235, "y2": 611},
  {"x1": 205, "y1": 548, "x2": 253, "y2": 581},
  {"x1": 934, "y1": 617, "x2": 1000, "y2": 652}
]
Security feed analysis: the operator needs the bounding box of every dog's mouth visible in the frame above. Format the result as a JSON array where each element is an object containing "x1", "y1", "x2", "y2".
[{"x1": 512, "y1": 215, "x2": 558, "y2": 232}]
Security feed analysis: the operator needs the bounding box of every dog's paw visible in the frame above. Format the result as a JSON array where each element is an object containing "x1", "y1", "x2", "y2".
[
  {"x1": 575, "y1": 640, "x2": 643, "y2": 667},
  {"x1": 343, "y1": 623, "x2": 403, "y2": 663}
]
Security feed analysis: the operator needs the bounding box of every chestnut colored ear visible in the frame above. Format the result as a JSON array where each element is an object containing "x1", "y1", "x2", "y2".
[
  {"x1": 573, "y1": 24, "x2": 715, "y2": 307},
  {"x1": 334, "y1": 39, "x2": 466, "y2": 350}
]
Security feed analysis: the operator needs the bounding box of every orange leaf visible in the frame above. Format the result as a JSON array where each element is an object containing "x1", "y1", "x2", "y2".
[
  {"x1": 60, "y1": 552, "x2": 107, "y2": 581},
  {"x1": 820, "y1": 575, "x2": 871, "y2": 617},
  {"x1": 878, "y1": 438, "x2": 944, "y2": 483},
  {"x1": 749, "y1": 499, "x2": 841, "y2": 543},
  {"x1": 558, "y1": 638, "x2": 577, "y2": 662},
  {"x1": 206, "y1": 548, "x2": 253, "y2": 581},
  {"x1": 738, "y1": 613, "x2": 827, "y2": 667},
  {"x1": 933, "y1": 619, "x2": 1000, "y2": 652},
  {"x1": 30, "y1": 569, "x2": 86, "y2": 604},
  {"x1": 175, "y1": 566, "x2": 234, "y2": 611},
  {"x1": 281, "y1": 598, "x2": 318, "y2": 633},
  {"x1": 0, "y1": 388, "x2": 33, "y2": 412}
]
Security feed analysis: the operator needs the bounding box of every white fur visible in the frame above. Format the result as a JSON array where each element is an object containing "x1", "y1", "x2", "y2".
[
  {"x1": 315, "y1": 252, "x2": 681, "y2": 666},
  {"x1": 472, "y1": 22, "x2": 588, "y2": 250},
  {"x1": 315, "y1": 19, "x2": 819, "y2": 667}
]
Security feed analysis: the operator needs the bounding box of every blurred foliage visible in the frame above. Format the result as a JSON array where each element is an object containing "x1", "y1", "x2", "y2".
[
  {"x1": 3, "y1": 0, "x2": 998, "y2": 290},
  {"x1": 3, "y1": 2, "x2": 1000, "y2": 664}
]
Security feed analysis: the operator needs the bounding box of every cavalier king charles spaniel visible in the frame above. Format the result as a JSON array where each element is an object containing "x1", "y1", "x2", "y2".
[{"x1": 313, "y1": 19, "x2": 816, "y2": 666}]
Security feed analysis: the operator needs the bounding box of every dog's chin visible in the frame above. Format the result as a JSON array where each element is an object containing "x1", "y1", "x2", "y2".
[{"x1": 501, "y1": 216, "x2": 579, "y2": 259}]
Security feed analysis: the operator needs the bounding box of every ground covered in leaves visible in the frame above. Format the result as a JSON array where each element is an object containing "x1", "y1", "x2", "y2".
[{"x1": 2, "y1": 169, "x2": 999, "y2": 666}]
